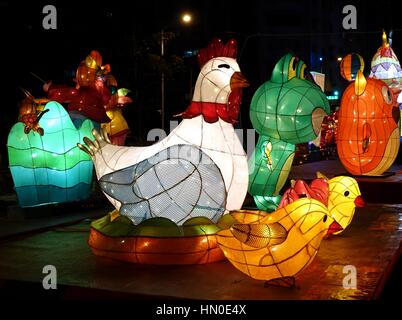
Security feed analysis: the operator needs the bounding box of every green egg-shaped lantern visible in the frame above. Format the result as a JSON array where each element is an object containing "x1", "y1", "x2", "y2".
[
  {"x1": 248, "y1": 53, "x2": 330, "y2": 211},
  {"x1": 7, "y1": 101, "x2": 95, "y2": 207}
]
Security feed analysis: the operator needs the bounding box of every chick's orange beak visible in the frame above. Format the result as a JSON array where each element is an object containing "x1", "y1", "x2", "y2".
[
  {"x1": 354, "y1": 196, "x2": 365, "y2": 208},
  {"x1": 230, "y1": 72, "x2": 249, "y2": 90},
  {"x1": 327, "y1": 221, "x2": 343, "y2": 235}
]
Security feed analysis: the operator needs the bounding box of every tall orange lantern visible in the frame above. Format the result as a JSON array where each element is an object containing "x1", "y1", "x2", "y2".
[{"x1": 337, "y1": 71, "x2": 400, "y2": 175}]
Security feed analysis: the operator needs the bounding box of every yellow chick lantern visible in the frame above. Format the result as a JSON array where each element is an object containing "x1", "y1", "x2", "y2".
[
  {"x1": 327, "y1": 175, "x2": 365, "y2": 234},
  {"x1": 217, "y1": 198, "x2": 339, "y2": 284},
  {"x1": 279, "y1": 172, "x2": 365, "y2": 235}
]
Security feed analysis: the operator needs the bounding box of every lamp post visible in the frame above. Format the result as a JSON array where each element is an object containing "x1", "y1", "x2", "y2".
[
  {"x1": 161, "y1": 29, "x2": 165, "y2": 131},
  {"x1": 319, "y1": 56, "x2": 323, "y2": 73},
  {"x1": 160, "y1": 12, "x2": 192, "y2": 131}
]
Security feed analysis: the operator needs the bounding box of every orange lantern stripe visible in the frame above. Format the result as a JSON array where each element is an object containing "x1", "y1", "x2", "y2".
[{"x1": 341, "y1": 53, "x2": 364, "y2": 81}]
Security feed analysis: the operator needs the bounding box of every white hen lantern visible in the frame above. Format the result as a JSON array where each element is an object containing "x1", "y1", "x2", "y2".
[{"x1": 78, "y1": 39, "x2": 249, "y2": 224}]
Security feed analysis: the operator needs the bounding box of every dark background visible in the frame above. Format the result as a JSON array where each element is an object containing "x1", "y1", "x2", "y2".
[{"x1": 0, "y1": 0, "x2": 400, "y2": 168}]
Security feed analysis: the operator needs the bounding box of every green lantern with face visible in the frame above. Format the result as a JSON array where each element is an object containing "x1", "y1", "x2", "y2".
[{"x1": 248, "y1": 53, "x2": 330, "y2": 211}]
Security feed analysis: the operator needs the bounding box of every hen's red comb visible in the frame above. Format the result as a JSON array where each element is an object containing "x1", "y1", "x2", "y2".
[{"x1": 197, "y1": 38, "x2": 238, "y2": 67}]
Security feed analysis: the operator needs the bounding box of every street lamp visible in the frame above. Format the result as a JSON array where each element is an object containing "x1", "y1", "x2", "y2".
[
  {"x1": 182, "y1": 13, "x2": 192, "y2": 24},
  {"x1": 319, "y1": 57, "x2": 323, "y2": 73},
  {"x1": 160, "y1": 12, "x2": 193, "y2": 131}
]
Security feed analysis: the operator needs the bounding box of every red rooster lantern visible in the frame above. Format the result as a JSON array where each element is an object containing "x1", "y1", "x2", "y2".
[
  {"x1": 337, "y1": 71, "x2": 400, "y2": 175},
  {"x1": 45, "y1": 50, "x2": 113, "y2": 123},
  {"x1": 45, "y1": 50, "x2": 132, "y2": 144}
]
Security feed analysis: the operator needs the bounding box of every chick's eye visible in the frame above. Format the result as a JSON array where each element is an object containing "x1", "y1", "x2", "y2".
[
  {"x1": 218, "y1": 64, "x2": 230, "y2": 69},
  {"x1": 323, "y1": 215, "x2": 328, "y2": 223},
  {"x1": 344, "y1": 191, "x2": 350, "y2": 197}
]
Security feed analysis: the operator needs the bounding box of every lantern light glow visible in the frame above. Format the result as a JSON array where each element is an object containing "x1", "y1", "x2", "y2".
[
  {"x1": 78, "y1": 39, "x2": 249, "y2": 225},
  {"x1": 337, "y1": 70, "x2": 400, "y2": 176},
  {"x1": 7, "y1": 101, "x2": 94, "y2": 207},
  {"x1": 217, "y1": 198, "x2": 336, "y2": 281},
  {"x1": 248, "y1": 53, "x2": 330, "y2": 211}
]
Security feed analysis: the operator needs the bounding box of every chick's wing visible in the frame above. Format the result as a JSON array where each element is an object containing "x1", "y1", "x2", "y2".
[{"x1": 230, "y1": 222, "x2": 287, "y2": 249}]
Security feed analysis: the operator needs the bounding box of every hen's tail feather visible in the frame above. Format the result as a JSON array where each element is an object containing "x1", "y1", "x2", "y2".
[{"x1": 77, "y1": 128, "x2": 110, "y2": 157}]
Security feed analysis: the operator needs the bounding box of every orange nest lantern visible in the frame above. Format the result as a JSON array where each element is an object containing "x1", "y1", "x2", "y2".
[{"x1": 88, "y1": 212, "x2": 231, "y2": 265}]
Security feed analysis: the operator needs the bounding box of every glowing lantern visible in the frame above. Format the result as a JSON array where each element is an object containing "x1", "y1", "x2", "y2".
[
  {"x1": 370, "y1": 31, "x2": 402, "y2": 85},
  {"x1": 101, "y1": 86, "x2": 133, "y2": 146},
  {"x1": 319, "y1": 111, "x2": 338, "y2": 150},
  {"x1": 7, "y1": 101, "x2": 94, "y2": 207},
  {"x1": 101, "y1": 109, "x2": 130, "y2": 145},
  {"x1": 46, "y1": 50, "x2": 114, "y2": 125},
  {"x1": 79, "y1": 39, "x2": 249, "y2": 265},
  {"x1": 78, "y1": 39, "x2": 249, "y2": 224},
  {"x1": 76, "y1": 62, "x2": 97, "y2": 87},
  {"x1": 216, "y1": 198, "x2": 339, "y2": 282},
  {"x1": 279, "y1": 173, "x2": 364, "y2": 235},
  {"x1": 327, "y1": 175, "x2": 364, "y2": 233},
  {"x1": 337, "y1": 70, "x2": 400, "y2": 175},
  {"x1": 88, "y1": 213, "x2": 227, "y2": 265},
  {"x1": 278, "y1": 177, "x2": 329, "y2": 208},
  {"x1": 85, "y1": 50, "x2": 102, "y2": 69},
  {"x1": 340, "y1": 53, "x2": 365, "y2": 81},
  {"x1": 248, "y1": 53, "x2": 330, "y2": 211},
  {"x1": 47, "y1": 51, "x2": 132, "y2": 144},
  {"x1": 17, "y1": 89, "x2": 49, "y2": 136}
]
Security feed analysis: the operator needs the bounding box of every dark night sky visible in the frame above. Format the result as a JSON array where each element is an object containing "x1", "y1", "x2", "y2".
[{"x1": 0, "y1": 0, "x2": 401, "y2": 166}]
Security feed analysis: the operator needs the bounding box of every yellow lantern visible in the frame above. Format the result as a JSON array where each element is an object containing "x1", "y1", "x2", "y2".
[
  {"x1": 217, "y1": 198, "x2": 340, "y2": 282},
  {"x1": 101, "y1": 108, "x2": 130, "y2": 146},
  {"x1": 327, "y1": 175, "x2": 365, "y2": 234},
  {"x1": 279, "y1": 172, "x2": 365, "y2": 235}
]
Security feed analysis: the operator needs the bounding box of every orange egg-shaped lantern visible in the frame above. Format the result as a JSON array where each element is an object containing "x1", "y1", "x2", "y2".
[
  {"x1": 340, "y1": 53, "x2": 365, "y2": 81},
  {"x1": 337, "y1": 71, "x2": 400, "y2": 175}
]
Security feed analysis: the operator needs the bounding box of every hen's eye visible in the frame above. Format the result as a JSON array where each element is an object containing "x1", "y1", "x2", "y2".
[
  {"x1": 218, "y1": 64, "x2": 230, "y2": 69},
  {"x1": 344, "y1": 191, "x2": 350, "y2": 197},
  {"x1": 323, "y1": 215, "x2": 328, "y2": 223}
]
